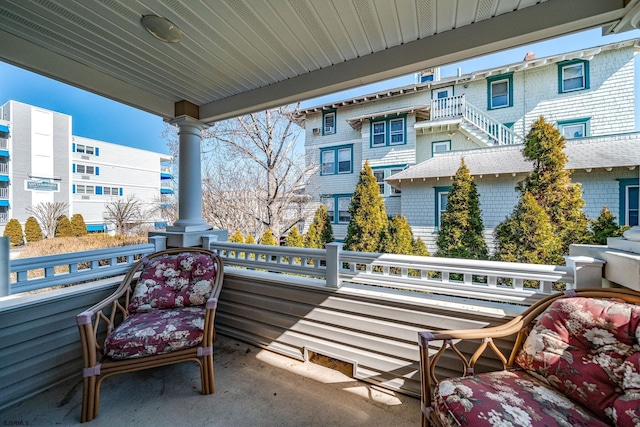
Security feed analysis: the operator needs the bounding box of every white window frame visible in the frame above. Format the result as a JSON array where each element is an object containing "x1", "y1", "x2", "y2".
[
  {"x1": 490, "y1": 79, "x2": 509, "y2": 109},
  {"x1": 561, "y1": 63, "x2": 586, "y2": 92},
  {"x1": 432, "y1": 140, "x2": 451, "y2": 155},
  {"x1": 372, "y1": 121, "x2": 386, "y2": 147},
  {"x1": 389, "y1": 168, "x2": 403, "y2": 195},
  {"x1": 373, "y1": 170, "x2": 385, "y2": 195},
  {"x1": 323, "y1": 111, "x2": 336, "y2": 135},
  {"x1": 337, "y1": 196, "x2": 351, "y2": 224},
  {"x1": 389, "y1": 118, "x2": 405, "y2": 145},
  {"x1": 561, "y1": 123, "x2": 586, "y2": 139},
  {"x1": 627, "y1": 185, "x2": 639, "y2": 227},
  {"x1": 320, "y1": 150, "x2": 335, "y2": 175},
  {"x1": 337, "y1": 147, "x2": 351, "y2": 174}
]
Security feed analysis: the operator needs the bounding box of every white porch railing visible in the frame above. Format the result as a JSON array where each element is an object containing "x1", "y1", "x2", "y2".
[
  {"x1": 0, "y1": 187, "x2": 8, "y2": 199},
  {"x1": 0, "y1": 212, "x2": 7, "y2": 223},
  {"x1": 0, "y1": 163, "x2": 8, "y2": 174},
  {"x1": 0, "y1": 138, "x2": 7, "y2": 150},
  {"x1": 430, "y1": 95, "x2": 524, "y2": 145}
]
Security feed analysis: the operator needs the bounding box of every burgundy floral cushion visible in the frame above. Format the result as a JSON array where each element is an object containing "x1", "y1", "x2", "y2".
[
  {"x1": 128, "y1": 253, "x2": 217, "y2": 312},
  {"x1": 515, "y1": 297, "x2": 640, "y2": 426},
  {"x1": 104, "y1": 307, "x2": 205, "y2": 359},
  {"x1": 433, "y1": 370, "x2": 607, "y2": 427}
]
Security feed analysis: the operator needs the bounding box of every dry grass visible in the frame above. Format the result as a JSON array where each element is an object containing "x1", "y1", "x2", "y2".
[{"x1": 17, "y1": 234, "x2": 148, "y2": 259}]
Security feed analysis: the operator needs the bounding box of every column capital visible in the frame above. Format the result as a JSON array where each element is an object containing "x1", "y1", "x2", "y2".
[{"x1": 167, "y1": 115, "x2": 210, "y2": 130}]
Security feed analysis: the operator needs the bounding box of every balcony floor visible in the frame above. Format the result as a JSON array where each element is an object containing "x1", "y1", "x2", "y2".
[{"x1": 1, "y1": 336, "x2": 420, "y2": 426}]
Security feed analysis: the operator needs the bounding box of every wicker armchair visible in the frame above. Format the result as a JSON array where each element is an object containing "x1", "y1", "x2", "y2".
[
  {"x1": 419, "y1": 287, "x2": 640, "y2": 427},
  {"x1": 76, "y1": 247, "x2": 223, "y2": 423}
]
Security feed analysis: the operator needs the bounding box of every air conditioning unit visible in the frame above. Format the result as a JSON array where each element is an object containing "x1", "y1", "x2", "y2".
[{"x1": 312, "y1": 128, "x2": 321, "y2": 135}]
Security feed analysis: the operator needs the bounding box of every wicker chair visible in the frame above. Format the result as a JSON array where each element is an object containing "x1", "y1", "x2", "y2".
[
  {"x1": 419, "y1": 287, "x2": 640, "y2": 427},
  {"x1": 76, "y1": 247, "x2": 223, "y2": 423}
]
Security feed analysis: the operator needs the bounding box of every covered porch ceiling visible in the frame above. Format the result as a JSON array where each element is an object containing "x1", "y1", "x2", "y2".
[{"x1": 0, "y1": 0, "x2": 639, "y2": 125}]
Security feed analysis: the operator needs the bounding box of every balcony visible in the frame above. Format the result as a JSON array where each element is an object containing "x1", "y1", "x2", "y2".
[{"x1": 0, "y1": 236, "x2": 607, "y2": 424}]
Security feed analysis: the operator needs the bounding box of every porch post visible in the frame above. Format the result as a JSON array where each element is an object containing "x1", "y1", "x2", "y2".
[{"x1": 167, "y1": 116, "x2": 211, "y2": 232}]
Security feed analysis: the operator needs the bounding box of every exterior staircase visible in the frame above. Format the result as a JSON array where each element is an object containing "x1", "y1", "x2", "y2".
[{"x1": 430, "y1": 95, "x2": 524, "y2": 146}]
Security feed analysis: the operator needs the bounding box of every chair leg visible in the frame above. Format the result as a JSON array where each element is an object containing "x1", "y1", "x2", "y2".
[
  {"x1": 81, "y1": 376, "x2": 99, "y2": 423},
  {"x1": 201, "y1": 354, "x2": 215, "y2": 395}
]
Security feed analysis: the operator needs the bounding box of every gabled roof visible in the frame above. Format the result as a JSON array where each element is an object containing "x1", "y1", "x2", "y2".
[
  {"x1": 297, "y1": 38, "x2": 639, "y2": 118},
  {"x1": 387, "y1": 133, "x2": 640, "y2": 189}
]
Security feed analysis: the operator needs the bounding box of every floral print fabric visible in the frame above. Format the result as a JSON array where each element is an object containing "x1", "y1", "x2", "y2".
[
  {"x1": 515, "y1": 297, "x2": 640, "y2": 426},
  {"x1": 104, "y1": 307, "x2": 205, "y2": 359},
  {"x1": 434, "y1": 370, "x2": 608, "y2": 427},
  {"x1": 128, "y1": 253, "x2": 217, "y2": 312}
]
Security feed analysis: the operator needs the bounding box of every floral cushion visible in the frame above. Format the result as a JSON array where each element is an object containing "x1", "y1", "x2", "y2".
[
  {"x1": 515, "y1": 297, "x2": 640, "y2": 426},
  {"x1": 433, "y1": 369, "x2": 607, "y2": 427},
  {"x1": 104, "y1": 307, "x2": 205, "y2": 359},
  {"x1": 128, "y1": 253, "x2": 217, "y2": 312}
]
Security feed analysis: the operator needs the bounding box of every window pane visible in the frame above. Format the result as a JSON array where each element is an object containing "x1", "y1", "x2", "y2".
[
  {"x1": 86, "y1": 146, "x2": 94, "y2": 155},
  {"x1": 390, "y1": 169, "x2": 402, "y2": 194},
  {"x1": 77, "y1": 144, "x2": 85, "y2": 153},
  {"x1": 338, "y1": 197, "x2": 351, "y2": 223},
  {"x1": 372, "y1": 122, "x2": 385, "y2": 145},
  {"x1": 86, "y1": 186, "x2": 94, "y2": 194},
  {"x1": 337, "y1": 148, "x2": 351, "y2": 173},
  {"x1": 323, "y1": 198, "x2": 335, "y2": 223},
  {"x1": 433, "y1": 142, "x2": 449, "y2": 153},
  {"x1": 324, "y1": 113, "x2": 335, "y2": 134},
  {"x1": 563, "y1": 64, "x2": 585, "y2": 91},
  {"x1": 77, "y1": 185, "x2": 85, "y2": 194},
  {"x1": 77, "y1": 164, "x2": 84, "y2": 173},
  {"x1": 438, "y1": 192, "x2": 448, "y2": 225},
  {"x1": 390, "y1": 119, "x2": 404, "y2": 144},
  {"x1": 562, "y1": 124, "x2": 585, "y2": 139},
  {"x1": 321, "y1": 150, "x2": 335, "y2": 174},
  {"x1": 373, "y1": 170, "x2": 385, "y2": 194},
  {"x1": 491, "y1": 80, "x2": 508, "y2": 108},
  {"x1": 629, "y1": 186, "x2": 639, "y2": 226},
  {"x1": 86, "y1": 166, "x2": 94, "y2": 174}
]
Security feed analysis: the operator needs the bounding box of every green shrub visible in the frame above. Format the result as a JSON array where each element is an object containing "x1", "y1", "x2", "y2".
[
  {"x1": 305, "y1": 205, "x2": 333, "y2": 248},
  {"x1": 55, "y1": 215, "x2": 73, "y2": 237},
  {"x1": 3, "y1": 218, "x2": 24, "y2": 246},
  {"x1": 588, "y1": 206, "x2": 628, "y2": 245},
  {"x1": 71, "y1": 214, "x2": 88, "y2": 236},
  {"x1": 229, "y1": 229, "x2": 244, "y2": 243},
  {"x1": 24, "y1": 216, "x2": 43, "y2": 243},
  {"x1": 260, "y1": 228, "x2": 277, "y2": 246}
]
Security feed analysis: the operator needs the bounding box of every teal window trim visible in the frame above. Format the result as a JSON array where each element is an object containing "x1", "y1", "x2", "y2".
[
  {"x1": 370, "y1": 114, "x2": 407, "y2": 147},
  {"x1": 619, "y1": 178, "x2": 639, "y2": 227},
  {"x1": 321, "y1": 193, "x2": 353, "y2": 224},
  {"x1": 557, "y1": 117, "x2": 590, "y2": 139},
  {"x1": 557, "y1": 59, "x2": 590, "y2": 93},
  {"x1": 320, "y1": 144, "x2": 353, "y2": 176},
  {"x1": 322, "y1": 109, "x2": 337, "y2": 135},
  {"x1": 372, "y1": 164, "x2": 407, "y2": 197},
  {"x1": 432, "y1": 140, "x2": 451, "y2": 156},
  {"x1": 503, "y1": 122, "x2": 514, "y2": 129},
  {"x1": 434, "y1": 186, "x2": 451, "y2": 228},
  {"x1": 486, "y1": 72, "x2": 513, "y2": 110}
]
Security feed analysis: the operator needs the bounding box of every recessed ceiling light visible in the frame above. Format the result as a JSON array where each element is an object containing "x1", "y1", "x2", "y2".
[{"x1": 141, "y1": 15, "x2": 182, "y2": 43}]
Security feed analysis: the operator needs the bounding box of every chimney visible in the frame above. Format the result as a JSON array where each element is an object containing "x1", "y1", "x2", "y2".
[{"x1": 523, "y1": 51, "x2": 535, "y2": 61}]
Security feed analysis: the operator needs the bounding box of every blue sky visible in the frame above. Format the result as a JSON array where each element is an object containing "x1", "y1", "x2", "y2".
[{"x1": 1, "y1": 27, "x2": 639, "y2": 155}]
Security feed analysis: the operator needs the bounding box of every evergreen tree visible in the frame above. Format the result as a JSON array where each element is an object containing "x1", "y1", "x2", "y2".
[
  {"x1": 55, "y1": 215, "x2": 73, "y2": 237},
  {"x1": 379, "y1": 215, "x2": 414, "y2": 255},
  {"x1": 24, "y1": 216, "x2": 43, "y2": 243},
  {"x1": 412, "y1": 237, "x2": 430, "y2": 257},
  {"x1": 245, "y1": 234, "x2": 256, "y2": 244},
  {"x1": 516, "y1": 116, "x2": 588, "y2": 254},
  {"x1": 588, "y1": 206, "x2": 628, "y2": 245},
  {"x1": 435, "y1": 159, "x2": 488, "y2": 259},
  {"x1": 229, "y1": 229, "x2": 245, "y2": 243},
  {"x1": 494, "y1": 192, "x2": 563, "y2": 265},
  {"x1": 260, "y1": 228, "x2": 277, "y2": 246},
  {"x1": 305, "y1": 205, "x2": 333, "y2": 248},
  {"x1": 3, "y1": 218, "x2": 23, "y2": 246},
  {"x1": 70, "y1": 214, "x2": 88, "y2": 236},
  {"x1": 285, "y1": 226, "x2": 304, "y2": 247},
  {"x1": 344, "y1": 161, "x2": 388, "y2": 252}
]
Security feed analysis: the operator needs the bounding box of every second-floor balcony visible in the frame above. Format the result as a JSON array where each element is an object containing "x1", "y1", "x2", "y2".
[{"x1": 416, "y1": 94, "x2": 525, "y2": 146}]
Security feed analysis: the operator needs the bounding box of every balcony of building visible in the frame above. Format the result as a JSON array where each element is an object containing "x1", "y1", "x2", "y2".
[{"x1": 0, "y1": 235, "x2": 619, "y2": 425}]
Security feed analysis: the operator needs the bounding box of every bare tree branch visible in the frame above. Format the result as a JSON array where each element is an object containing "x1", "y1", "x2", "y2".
[{"x1": 26, "y1": 202, "x2": 69, "y2": 238}]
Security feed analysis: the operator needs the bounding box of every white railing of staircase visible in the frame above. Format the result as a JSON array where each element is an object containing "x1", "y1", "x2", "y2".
[{"x1": 430, "y1": 95, "x2": 524, "y2": 145}]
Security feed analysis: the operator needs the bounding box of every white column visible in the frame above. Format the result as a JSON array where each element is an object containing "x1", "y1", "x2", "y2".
[{"x1": 166, "y1": 116, "x2": 211, "y2": 232}]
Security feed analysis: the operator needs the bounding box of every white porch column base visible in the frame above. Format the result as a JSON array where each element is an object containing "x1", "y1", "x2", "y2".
[{"x1": 149, "y1": 229, "x2": 229, "y2": 249}]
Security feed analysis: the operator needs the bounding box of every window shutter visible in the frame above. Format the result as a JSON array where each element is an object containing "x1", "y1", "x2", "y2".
[
  {"x1": 119, "y1": 188, "x2": 123, "y2": 196},
  {"x1": 72, "y1": 143, "x2": 76, "y2": 152},
  {"x1": 72, "y1": 164, "x2": 76, "y2": 173},
  {"x1": 95, "y1": 167, "x2": 99, "y2": 176},
  {"x1": 72, "y1": 184, "x2": 76, "y2": 194},
  {"x1": 95, "y1": 147, "x2": 99, "y2": 156},
  {"x1": 96, "y1": 186, "x2": 102, "y2": 195}
]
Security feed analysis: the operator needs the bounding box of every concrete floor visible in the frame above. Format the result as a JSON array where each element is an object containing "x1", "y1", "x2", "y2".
[{"x1": 0, "y1": 336, "x2": 420, "y2": 426}]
